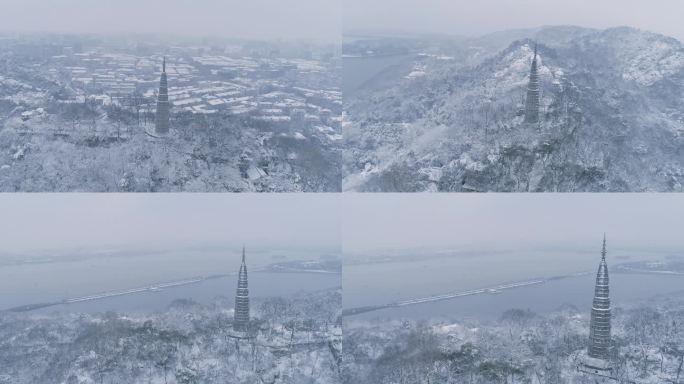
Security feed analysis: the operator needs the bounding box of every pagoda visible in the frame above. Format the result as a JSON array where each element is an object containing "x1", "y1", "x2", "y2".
[
  {"x1": 154, "y1": 57, "x2": 170, "y2": 134},
  {"x1": 578, "y1": 234, "x2": 615, "y2": 379},
  {"x1": 524, "y1": 44, "x2": 541, "y2": 124},
  {"x1": 234, "y1": 246, "x2": 250, "y2": 330}
]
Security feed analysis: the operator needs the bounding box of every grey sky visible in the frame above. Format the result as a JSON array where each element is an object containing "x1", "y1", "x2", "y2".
[
  {"x1": 345, "y1": 0, "x2": 684, "y2": 41},
  {"x1": 0, "y1": 0, "x2": 340, "y2": 42},
  {"x1": 0, "y1": 194, "x2": 340, "y2": 253},
  {"x1": 343, "y1": 194, "x2": 684, "y2": 253}
]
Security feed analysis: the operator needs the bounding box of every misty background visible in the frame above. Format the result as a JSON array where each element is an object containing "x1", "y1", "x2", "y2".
[
  {"x1": 0, "y1": 194, "x2": 340, "y2": 254},
  {"x1": 0, "y1": 0, "x2": 341, "y2": 41},
  {"x1": 345, "y1": 0, "x2": 684, "y2": 41},
  {"x1": 343, "y1": 194, "x2": 684, "y2": 253},
  {"x1": 0, "y1": 1, "x2": 681, "y2": 43}
]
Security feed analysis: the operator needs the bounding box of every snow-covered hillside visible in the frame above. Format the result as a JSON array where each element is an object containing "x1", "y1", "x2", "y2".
[
  {"x1": 343, "y1": 293, "x2": 684, "y2": 384},
  {"x1": 0, "y1": 289, "x2": 342, "y2": 384},
  {"x1": 344, "y1": 26, "x2": 684, "y2": 191},
  {"x1": 0, "y1": 114, "x2": 341, "y2": 192}
]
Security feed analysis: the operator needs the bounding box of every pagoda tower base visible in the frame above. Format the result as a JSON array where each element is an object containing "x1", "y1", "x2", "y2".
[
  {"x1": 577, "y1": 354, "x2": 617, "y2": 381},
  {"x1": 144, "y1": 124, "x2": 170, "y2": 139},
  {"x1": 227, "y1": 328, "x2": 252, "y2": 340}
]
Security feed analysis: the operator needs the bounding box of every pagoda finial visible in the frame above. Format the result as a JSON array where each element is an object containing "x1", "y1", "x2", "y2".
[
  {"x1": 163, "y1": 56, "x2": 166, "y2": 73},
  {"x1": 533, "y1": 43, "x2": 538, "y2": 61},
  {"x1": 242, "y1": 245, "x2": 246, "y2": 263},
  {"x1": 601, "y1": 233, "x2": 607, "y2": 260}
]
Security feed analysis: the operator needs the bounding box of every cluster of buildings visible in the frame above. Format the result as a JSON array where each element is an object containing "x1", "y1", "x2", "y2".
[
  {"x1": 57, "y1": 52, "x2": 157, "y2": 96},
  {"x1": 27, "y1": 40, "x2": 342, "y2": 132},
  {"x1": 145, "y1": 55, "x2": 341, "y2": 124}
]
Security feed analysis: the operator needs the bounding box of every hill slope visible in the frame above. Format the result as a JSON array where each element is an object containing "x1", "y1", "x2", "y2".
[{"x1": 344, "y1": 26, "x2": 684, "y2": 192}]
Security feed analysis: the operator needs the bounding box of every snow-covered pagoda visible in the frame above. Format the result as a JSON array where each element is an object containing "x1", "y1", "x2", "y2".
[
  {"x1": 524, "y1": 44, "x2": 541, "y2": 125},
  {"x1": 234, "y1": 246, "x2": 250, "y2": 330},
  {"x1": 154, "y1": 57, "x2": 170, "y2": 134},
  {"x1": 578, "y1": 234, "x2": 615, "y2": 379}
]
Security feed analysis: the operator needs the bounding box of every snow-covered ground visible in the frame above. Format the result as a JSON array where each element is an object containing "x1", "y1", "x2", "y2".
[
  {"x1": 0, "y1": 112, "x2": 341, "y2": 192},
  {"x1": 0, "y1": 35, "x2": 342, "y2": 192},
  {"x1": 343, "y1": 292, "x2": 684, "y2": 384},
  {"x1": 343, "y1": 26, "x2": 684, "y2": 192},
  {"x1": 0, "y1": 288, "x2": 342, "y2": 384}
]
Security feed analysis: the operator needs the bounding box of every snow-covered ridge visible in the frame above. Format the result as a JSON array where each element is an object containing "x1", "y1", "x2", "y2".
[
  {"x1": 588, "y1": 27, "x2": 684, "y2": 86},
  {"x1": 344, "y1": 26, "x2": 684, "y2": 192}
]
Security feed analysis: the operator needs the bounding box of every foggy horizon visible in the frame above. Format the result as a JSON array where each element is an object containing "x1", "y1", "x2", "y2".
[
  {"x1": 343, "y1": 194, "x2": 684, "y2": 253},
  {"x1": 344, "y1": 24, "x2": 683, "y2": 43},
  {"x1": 0, "y1": 194, "x2": 341, "y2": 254},
  {"x1": 0, "y1": 0, "x2": 341, "y2": 42},
  {"x1": 344, "y1": 0, "x2": 684, "y2": 42},
  {"x1": 0, "y1": 30, "x2": 339, "y2": 45}
]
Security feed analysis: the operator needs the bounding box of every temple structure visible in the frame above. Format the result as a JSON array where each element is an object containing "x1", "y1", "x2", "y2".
[
  {"x1": 234, "y1": 246, "x2": 250, "y2": 330},
  {"x1": 154, "y1": 57, "x2": 170, "y2": 134},
  {"x1": 578, "y1": 234, "x2": 614, "y2": 378},
  {"x1": 524, "y1": 44, "x2": 541, "y2": 124},
  {"x1": 589, "y1": 234, "x2": 612, "y2": 359}
]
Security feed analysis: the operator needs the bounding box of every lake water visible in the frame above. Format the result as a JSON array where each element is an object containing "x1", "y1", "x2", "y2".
[
  {"x1": 344, "y1": 250, "x2": 684, "y2": 321},
  {"x1": 346, "y1": 272, "x2": 684, "y2": 322},
  {"x1": 34, "y1": 272, "x2": 341, "y2": 315},
  {"x1": 0, "y1": 246, "x2": 340, "y2": 314},
  {"x1": 343, "y1": 54, "x2": 412, "y2": 98}
]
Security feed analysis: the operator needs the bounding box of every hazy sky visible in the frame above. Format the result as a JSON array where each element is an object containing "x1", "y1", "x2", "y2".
[
  {"x1": 345, "y1": 0, "x2": 684, "y2": 41},
  {"x1": 4, "y1": 194, "x2": 684, "y2": 255},
  {"x1": 0, "y1": 0, "x2": 341, "y2": 42},
  {"x1": 3, "y1": 1, "x2": 680, "y2": 42},
  {"x1": 343, "y1": 194, "x2": 684, "y2": 253},
  {"x1": 0, "y1": 194, "x2": 340, "y2": 253}
]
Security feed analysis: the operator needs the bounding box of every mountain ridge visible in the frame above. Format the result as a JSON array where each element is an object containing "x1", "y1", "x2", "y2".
[{"x1": 343, "y1": 26, "x2": 684, "y2": 191}]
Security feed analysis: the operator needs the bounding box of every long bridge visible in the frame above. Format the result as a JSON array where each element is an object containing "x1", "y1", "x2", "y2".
[
  {"x1": 1, "y1": 273, "x2": 233, "y2": 313},
  {"x1": 1, "y1": 262, "x2": 340, "y2": 314},
  {"x1": 342, "y1": 272, "x2": 592, "y2": 318}
]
